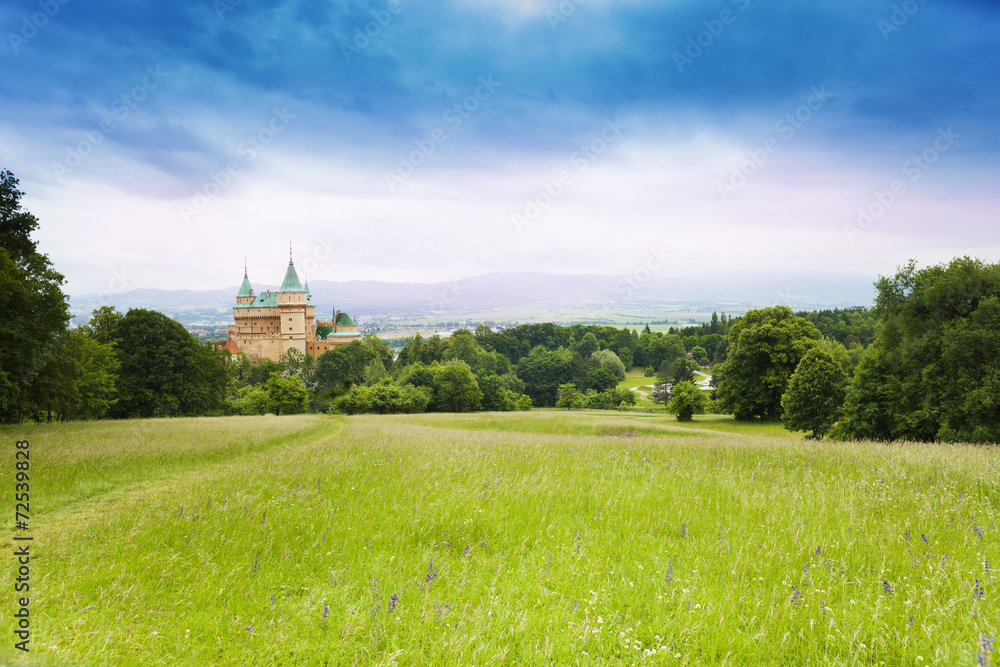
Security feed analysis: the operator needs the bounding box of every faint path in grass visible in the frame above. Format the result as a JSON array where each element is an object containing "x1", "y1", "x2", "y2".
[{"x1": 0, "y1": 415, "x2": 343, "y2": 543}]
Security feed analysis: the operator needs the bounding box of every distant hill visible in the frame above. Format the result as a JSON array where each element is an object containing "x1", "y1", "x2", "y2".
[{"x1": 69, "y1": 271, "x2": 877, "y2": 323}]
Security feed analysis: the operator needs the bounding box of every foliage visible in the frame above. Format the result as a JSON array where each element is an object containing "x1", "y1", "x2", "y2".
[
  {"x1": 514, "y1": 394, "x2": 533, "y2": 411},
  {"x1": 230, "y1": 384, "x2": 271, "y2": 415},
  {"x1": 780, "y1": 348, "x2": 847, "y2": 439},
  {"x1": 107, "y1": 308, "x2": 229, "y2": 418},
  {"x1": 837, "y1": 257, "x2": 1000, "y2": 443},
  {"x1": 516, "y1": 346, "x2": 574, "y2": 407},
  {"x1": 0, "y1": 169, "x2": 71, "y2": 423},
  {"x1": 433, "y1": 361, "x2": 483, "y2": 413},
  {"x1": 667, "y1": 381, "x2": 709, "y2": 421},
  {"x1": 590, "y1": 348, "x2": 626, "y2": 379},
  {"x1": 555, "y1": 382, "x2": 585, "y2": 410},
  {"x1": 265, "y1": 374, "x2": 309, "y2": 416},
  {"x1": 332, "y1": 383, "x2": 431, "y2": 415},
  {"x1": 714, "y1": 306, "x2": 822, "y2": 421}
]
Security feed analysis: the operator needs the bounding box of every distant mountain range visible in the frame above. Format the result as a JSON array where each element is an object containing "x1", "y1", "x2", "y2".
[{"x1": 69, "y1": 272, "x2": 877, "y2": 324}]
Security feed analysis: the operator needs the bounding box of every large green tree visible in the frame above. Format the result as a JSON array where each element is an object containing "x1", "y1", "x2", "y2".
[
  {"x1": 714, "y1": 306, "x2": 822, "y2": 420},
  {"x1": 433, "y1": 362, "x2": 483, "y2": 412},
  {"x1": 108, "y1": 308, "x2": 229, "y2": 418},
  {"x1": 838, "y1": 257, "x2": 1000, "y2": 443},
  {"x1": 781, "y1": 348, "x2": 847, "y2": 439},
  {"x1": 0, "y1": 169, "x2": 71, "y2": 423},
  {"x1": 667, "y1": 381, "x2": 708, "y2": 421}
]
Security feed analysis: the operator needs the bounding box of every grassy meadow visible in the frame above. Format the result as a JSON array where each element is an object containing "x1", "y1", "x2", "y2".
[{"x1": 1, "y1": 412, "x2": 997, "y2": 666}]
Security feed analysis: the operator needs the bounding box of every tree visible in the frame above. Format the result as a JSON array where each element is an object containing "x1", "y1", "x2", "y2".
[
  {"x1": 580, "y1": 367, "x2": 618, "y2": 394},
  {"x1": 108, "y1": 309, "x2": 228, "y2": 418},
  {"x1": 576, "y1": 332, "x2": 600, "y2": 359},
  {"x1": 591, "y1": 349, "x2": 626, "y2": 379},
  {"x1": 780, "y1": 348, "x2": 847, "y2": 439},
  {"x1": 672, "y1": 358, "x2": 696, "y2": 384},
  {"x1": 363, "y1": 356, "x2": 388, "y2": 385},
  {"x1": 555, "y1": 382, "x2": 585, "y2": 410},
  {"x1": 231, "y1": 384, "x2": 271, "y2": 415},
  {"x1": 651, "y1": 382, "x2": 671, "y2": 407},
  {"x1": 266, "y1": 374, "x2": 309, "y2": 415},
  {"x1": 30, "y1": 328, "x2": 119, "y2": 421},
  {"x1": 836, "y1": 258, "x2": 1000, "y2": 443},
  {"x1": 514, "y1": 394, "x2": 533, "y2": 411},
  {"x1": 714, "y1": 306, "x2": 822, "y2": 421},
  {"x1": 516, "y1": 346, "x2": 574, "y2": 407},
  {"x1": 433, "y1": 362, "x2": 482, "y2": 412},
  {"x1": 667, "y1": 381, "x2": 708, "y2": 421},
  {"x1": 0, "y1": 169, "x2": 71, "y2": 423},
  {"x1": 315, "y1": 341, "x2": 372, "y2": 394},
  {"x1": 478, "y1": 373, "x2": 516, "y2": 411}
]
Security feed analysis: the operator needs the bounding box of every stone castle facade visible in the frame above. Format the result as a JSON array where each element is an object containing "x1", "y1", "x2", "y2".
[{"x1": 221, "y1": 257, "x2": 362, "y2": 362}]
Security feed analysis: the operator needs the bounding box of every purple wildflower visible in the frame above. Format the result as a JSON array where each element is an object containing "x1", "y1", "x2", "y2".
[
  {"x1": 666, "y1": 564, "x2": 673, "y2": 583},
  {"x1": 974, "y1": 525, "x2": 984, "y2": 539},
  {"x1": 246, "y1": 625, "x2": 254, "y2": 633},
  {"x1": 883, "y1": 580, "x2": 893, "y2": 597},
  {"x1": 252, "y1": 560, "x2": 258, "y2": 574},
  {"x1": 389, "y1": 594, "x2": 398, "y2": 613},
  {"x1": 979, "y1": 635, "x2": 994, "y2": 667},
  {"x1": 261, "y1": 511, "x2": 267, "y2": 525},
  {"x1": 426, "y1": 559, "x2": 437, "y2": 585},
  {"x1": 974, "y1": 579, "x2": 985, "y2": 601},
  {"x1": 815, "y1": 546, "x2": 823, "y2": 555},
  {"x1": 681, "y1": 524, "x2": 687, "y2": 538},
  {"x1": 790, "y1": 586, "x2": 803, "y2": 605},
  {"x1": 323, "y1": 604, "x2": 329, "y2": 618},
  {"x1": 921, "y1": 533, "x2": 928, "y2": 544}
]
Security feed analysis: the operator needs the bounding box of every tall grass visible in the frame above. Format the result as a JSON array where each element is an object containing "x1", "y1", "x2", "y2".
[{"x1": 0, "y1": 413, "x2": 996, "y2": 665}]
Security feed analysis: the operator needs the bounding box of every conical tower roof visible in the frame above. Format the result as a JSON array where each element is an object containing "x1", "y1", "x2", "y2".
[
  {"x1": 237, "y1": 271, "x2": 253, "y2": 298},
  {"x1": 279, "y1": 260, "x2": 304, "y2": 292},
  {"x1": 304, "y1": 280, "x2": 315, "y2": 306}
]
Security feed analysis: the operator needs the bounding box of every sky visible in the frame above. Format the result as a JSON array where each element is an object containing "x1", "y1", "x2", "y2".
[{"x1": 1, "y1": 0, "x2": 998, "y2": 299}]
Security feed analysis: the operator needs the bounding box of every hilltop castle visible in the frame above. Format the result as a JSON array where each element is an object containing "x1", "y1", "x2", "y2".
[{"x1": 221, "y1": 255, "x2": 362, "y2": 362}]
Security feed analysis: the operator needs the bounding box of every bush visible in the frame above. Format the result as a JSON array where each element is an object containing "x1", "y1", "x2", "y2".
[{"x1": 667, "y1": 381, "x2": 709, "y2": 421}]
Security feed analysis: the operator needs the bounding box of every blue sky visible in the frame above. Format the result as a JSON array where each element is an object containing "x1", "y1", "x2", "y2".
[{"x1": 2, "y1": 0, "x2": 998, "y2": 298}]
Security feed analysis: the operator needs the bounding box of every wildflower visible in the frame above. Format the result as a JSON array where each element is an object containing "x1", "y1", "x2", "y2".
[
  {"x1": 974, "y1": 526, "x2": 984, "y2": 539},
  {"x1": 883, "y1": 580, "x2": 893, "y2": 597},
  {"x1": 389, "y1": 594, "x2": 398, "y2": 613},
  {"x1": 978, "y1": 635, "x2": 994, "y2": 667},
  {"x1": 246, "y1": 625, "x2": 254, "y2": 633},
  {"x1": 597, "y1": 616, "x2": 603, "y2": 623},
  {"x1": 675, "y1": 653, "x2": 682, "y2": 659},
  {"x1": 426, "y1": 559, "x2": 437, "y2": 585},
  {"x1": 974, "y1": 579, "x2": 985, "y2": 601},
  {"x1": 323, "y1": 604, "x2": 329, "y2": 618}
]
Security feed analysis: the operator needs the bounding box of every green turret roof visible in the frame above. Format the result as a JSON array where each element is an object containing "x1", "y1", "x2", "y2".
[
  {"x1": 336, "y1": 312, "x2": 355, "y2": 326},
  {"x1": 304, "y1": 280, "x2": 315, "y2": 306},
  {"x1": 279, "y1": 260, "x2": 304, "y2": 292},
  {"x1": 237, "y1": 271, "x2": 253, "y2": 298}
]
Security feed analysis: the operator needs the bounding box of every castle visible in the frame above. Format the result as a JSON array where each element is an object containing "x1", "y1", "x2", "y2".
[{"x1": 221, "y1": 255, "x2": 362, "y2": 361}]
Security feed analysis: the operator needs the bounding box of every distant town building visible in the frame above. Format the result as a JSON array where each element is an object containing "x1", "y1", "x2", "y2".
[{"x1": 221, "y1": 255, "x2": 361, "y2": 361}]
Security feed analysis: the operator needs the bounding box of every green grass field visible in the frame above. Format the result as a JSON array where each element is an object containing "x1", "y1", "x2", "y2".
[{"x1": 1, "y1": 413, "x2": 997, "y2": 666}]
